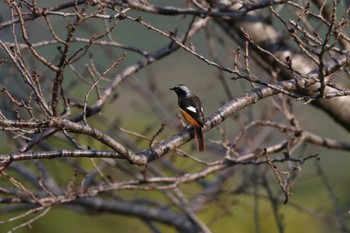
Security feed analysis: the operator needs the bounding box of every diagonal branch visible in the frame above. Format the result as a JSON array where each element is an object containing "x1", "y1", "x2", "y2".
[{"x1": 137, "y1": 51, "x2": 350, "y2": 161}]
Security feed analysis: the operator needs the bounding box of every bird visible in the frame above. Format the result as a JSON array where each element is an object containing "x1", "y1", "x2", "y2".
[{"x1": 170, "y1": 84, "x2": 205, "y2": 151}]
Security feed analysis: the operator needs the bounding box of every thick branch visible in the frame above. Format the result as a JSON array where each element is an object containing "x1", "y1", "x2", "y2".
[
  {"x1": 137, "y1": 52, "x2": 350, "y2": 161},
  {"x1": 72, "y1": 198, "x2": 201, "y2": 233}
]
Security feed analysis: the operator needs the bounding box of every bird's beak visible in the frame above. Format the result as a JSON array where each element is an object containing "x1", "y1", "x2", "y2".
[{"x1": 169, "y1": 87, "x2": 175, "y2": 91}]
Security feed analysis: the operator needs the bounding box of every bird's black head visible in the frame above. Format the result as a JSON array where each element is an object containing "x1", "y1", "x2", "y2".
[{"x1": 170, "y1": 84, "x2": 192, "y2": 98}]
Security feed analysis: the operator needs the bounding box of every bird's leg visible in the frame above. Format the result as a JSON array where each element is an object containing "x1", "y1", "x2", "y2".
[{"x1": 181, "y1": 122, "x2": 190, "y2": 132}]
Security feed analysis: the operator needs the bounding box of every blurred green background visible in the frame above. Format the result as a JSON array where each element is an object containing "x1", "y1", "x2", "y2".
[{"x1": 0, "y1": 0, "x2": 350, "y2": 232}]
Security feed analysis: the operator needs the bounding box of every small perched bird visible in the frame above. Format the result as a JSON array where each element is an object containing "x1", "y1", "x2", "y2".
[{"x1": 170, "y1": 84, "x2": 205, "y2": 151}]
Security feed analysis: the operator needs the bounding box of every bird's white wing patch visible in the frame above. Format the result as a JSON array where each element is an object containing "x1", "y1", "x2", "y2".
[{"x1": 186, "y1": 106, "x2": 197, "y2": 113}]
